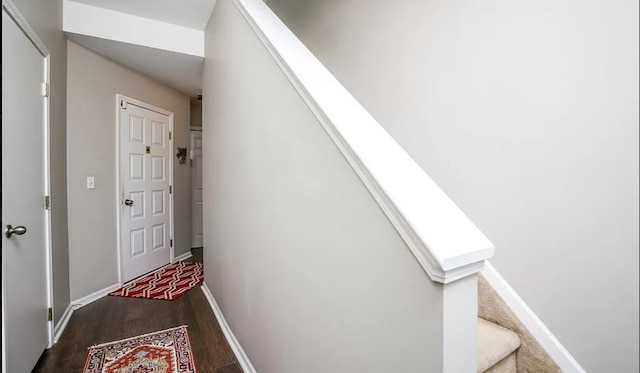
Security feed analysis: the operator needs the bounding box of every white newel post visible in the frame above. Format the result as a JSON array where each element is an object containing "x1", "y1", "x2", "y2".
[{"x1": 443, "y1": 274, "x2": 479, "y2": 372}]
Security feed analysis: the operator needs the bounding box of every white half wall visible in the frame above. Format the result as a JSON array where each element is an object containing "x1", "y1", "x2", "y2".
[
  {"x1": 201, "y1": 0, "x2": 478, "y2": 371},
  {"x1": 266, "y1": 0, "x2": 640, "y2": 371}
]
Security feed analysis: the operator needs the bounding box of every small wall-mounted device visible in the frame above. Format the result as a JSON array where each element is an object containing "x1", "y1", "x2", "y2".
[{"x1": 87, "y1": 176, "x2": 95, "y2": 190}]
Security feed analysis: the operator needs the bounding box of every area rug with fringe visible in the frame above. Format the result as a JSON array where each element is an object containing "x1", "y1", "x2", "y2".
[
  {"x1": 83, "y1": 325, "x2": 196, "y2": 373},
  {"x1": 109, "y1": 261, "x2": 204, "y2": 301}
]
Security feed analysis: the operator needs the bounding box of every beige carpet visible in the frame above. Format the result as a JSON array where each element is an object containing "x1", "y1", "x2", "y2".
[
  {"x1": 485, "y1": 352, "x2": 517, "y2": 373},
  {"x1": 478, "y1": 318, "x2": 520, "y2": 372},
  {"x1": 478, "y1": 274, "x2": 562, "y2": 373}
]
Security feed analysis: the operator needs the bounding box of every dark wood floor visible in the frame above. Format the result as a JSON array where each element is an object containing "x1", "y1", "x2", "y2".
[{"x1": 33, "y1": 248, "x2": 241, "y2": 373}]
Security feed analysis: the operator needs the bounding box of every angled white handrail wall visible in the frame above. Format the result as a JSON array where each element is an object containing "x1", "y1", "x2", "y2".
[{"x1": 232, "y1": 0, "x2": 494, "y2": 284}]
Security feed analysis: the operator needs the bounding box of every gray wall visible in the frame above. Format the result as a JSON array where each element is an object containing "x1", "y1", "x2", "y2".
[
  {"x1": 11, "y1": 0, "x2": 70, "y2": 325},
  {"x1": 266, "y1": 0, "x2": 640, "y2": 371},
  {"x1": 66, "y1": 41, "x2": 191, "y2": 300},
  {"x1": 190, "y1": 101, "x2": 202, "y2": 127},
  {"x1": 202, "y1": 1, "x2": 447, "y2": 371}
]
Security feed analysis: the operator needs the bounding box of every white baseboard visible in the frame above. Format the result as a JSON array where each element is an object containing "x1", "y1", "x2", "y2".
[
  {"x1": 482, "y1": 262, "x2": 586, "y2": 373},
  {"x1": 53, "y1": 304, "x2": 74, "y2": 344},
  {"x1": 201, "y1": 283, "x2": 256, "y2": 373},
  {"x1": 174, "y1": 251, "x2": 194, "y2": 262},
  {"x1": 71, "y1": 283, "x2": 120, "y2": 310}
]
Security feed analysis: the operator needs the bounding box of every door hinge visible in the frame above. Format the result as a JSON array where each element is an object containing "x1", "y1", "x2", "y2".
[
  {"x1": 169, "y1": 131, "x2": 172, "y2": 140},
  {"x1": 47, "y1": 308, "x2": 53, "y2": 321},
  {"x1": 120, "y1": 100, "x2": 127, "y2": 109},
  {"x1": 44, "y1": 196, "x2": 51, "y2": 210},
  {"x1": 170, "y1": 239, "x2": 173, "y2": 248},
  {"x1": 169, "y1": 185, "x2": 172, "y2": 194},
  {"x1": 41, "y1": 82, "x2": 50, "y2": 97}
]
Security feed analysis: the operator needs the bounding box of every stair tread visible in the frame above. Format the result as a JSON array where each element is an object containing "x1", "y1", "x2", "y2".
[{"x1": 477, "y1": 318, "x2": 521, "y2": 372}]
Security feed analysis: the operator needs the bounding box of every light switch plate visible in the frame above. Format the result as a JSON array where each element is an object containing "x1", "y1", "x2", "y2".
[{"x1": 87, "y1": 176, "x2": 95, "y2": 190}]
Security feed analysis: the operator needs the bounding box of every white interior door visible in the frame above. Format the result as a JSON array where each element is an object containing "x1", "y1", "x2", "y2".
[
  {"x1": 120, "y1": 100, "x2": 172, "y2": 282},
  {"x1": 2, "y1": 9, "x2": 50, "y2": 372},
  {"x1": 190, "y1": 130, "x2": 203, "y2": 248}
]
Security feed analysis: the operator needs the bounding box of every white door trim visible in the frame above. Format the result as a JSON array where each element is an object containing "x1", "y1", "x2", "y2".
[
  {"x1": 1, "y1": 0, "x2": 54, "y2": 355},
  {"x1": 115, "y1": 94, "x2": 174, "y2": 286}
]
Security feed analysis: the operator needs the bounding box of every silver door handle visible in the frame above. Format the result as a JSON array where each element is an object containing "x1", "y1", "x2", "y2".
[
  {"x1": 5, "y1": 225, "x2": 27, "y2": 238},
  {"x1": 124, "y1": 199, "x2": 134, "y2": 206}
]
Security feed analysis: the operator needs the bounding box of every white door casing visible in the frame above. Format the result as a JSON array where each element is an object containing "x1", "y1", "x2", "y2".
[
  {"x1": 2, "y1": 4, "x2": 53, "y2": 372},
  {"x1": 118, "y1": 97, "x2": 173, "y2": 283},
  {"x1": 190, "y1": 129, "x2": 203, "y2": 248}
]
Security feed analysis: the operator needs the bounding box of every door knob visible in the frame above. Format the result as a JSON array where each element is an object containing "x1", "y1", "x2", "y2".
[
  {"x1": 5, "y1": 225, "x2": 27, "y2": 238},
  {"x1": 124, "y1": 199, "x2": 134, "y2": 206}
]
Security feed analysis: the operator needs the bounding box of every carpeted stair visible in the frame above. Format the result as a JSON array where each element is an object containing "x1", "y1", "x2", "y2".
[
  {"x1": 477, "y1": 318, "x2": 521, "y2": 372},
  {"x1": 478, "y1": 274, "x2": 562, "y2": 372}
]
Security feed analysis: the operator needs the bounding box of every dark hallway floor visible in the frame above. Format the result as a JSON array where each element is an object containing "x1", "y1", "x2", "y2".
[{"x1": 33, "y1": 248, "x2": 241, "y2": 373}]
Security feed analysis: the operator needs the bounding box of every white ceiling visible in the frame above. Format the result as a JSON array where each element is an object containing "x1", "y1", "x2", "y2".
[
  {"x1": 67, "y1": 32, "x2": 204, "y2": 97},
  {"x1": 70, "y1": 0, "x2": 216, "y2": 30}
]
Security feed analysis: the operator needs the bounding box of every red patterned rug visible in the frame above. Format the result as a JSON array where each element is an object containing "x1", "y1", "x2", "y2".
[
  {"x1": 83, "y1": 325, "x2": 196, "y2": 373},
  {"x1": 109, "y1": 261, "x2": 204, "y2": 300}
]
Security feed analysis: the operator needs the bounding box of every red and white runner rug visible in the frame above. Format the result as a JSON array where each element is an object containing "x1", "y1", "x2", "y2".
[
  {"x1": 109, "y1": 261, "x2": 204, "y2": 301},
  {"x1": 83, "y1": 325, "x2": 197, "y2": 373}
]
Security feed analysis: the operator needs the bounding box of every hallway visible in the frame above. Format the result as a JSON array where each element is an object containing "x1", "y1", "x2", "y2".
[{"x1": 33, "y1": 250, "x2": 240, "y2": 372}]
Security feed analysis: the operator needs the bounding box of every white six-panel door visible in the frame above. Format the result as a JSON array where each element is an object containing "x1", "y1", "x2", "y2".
[
  {"x1": 190, "y1": 129, "x2": 203, "y2": 248},
  {"x1": 119, "y1": 100, "x2": 172, "y2": 282},
  {"x1": 2, "y1": 7, "x2": 50, "y2": 372}
]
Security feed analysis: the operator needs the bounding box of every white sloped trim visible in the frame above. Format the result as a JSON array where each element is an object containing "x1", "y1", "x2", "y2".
[
  {"x1": 2, "y1": 0, "x2": 49, "y2": 56},
  {"x1": 482, "y1": 262, "x2": 586, "y2": 373},
  {"x1": 201, "y1": 283, "x2": 256, "y2": 373}
]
